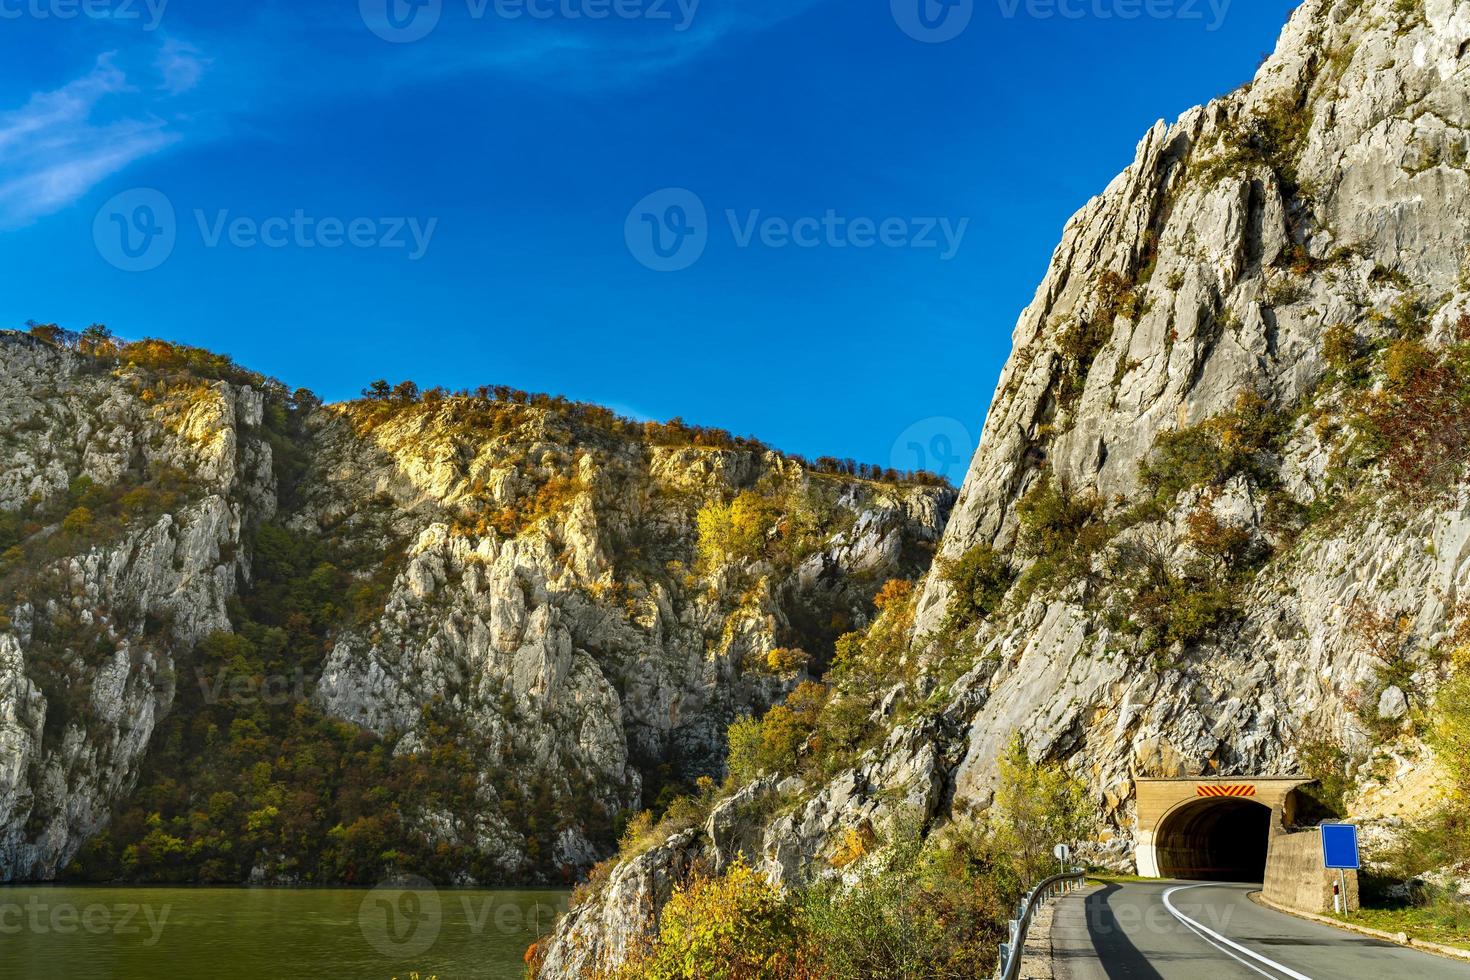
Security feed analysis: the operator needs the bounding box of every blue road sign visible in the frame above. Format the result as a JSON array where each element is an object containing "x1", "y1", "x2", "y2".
[{"x1": 1321, "y1": 823, "x2": 1360, "y2": 870}]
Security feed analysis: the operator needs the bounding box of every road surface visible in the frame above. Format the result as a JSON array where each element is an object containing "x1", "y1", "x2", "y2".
[{"x1": 1049, "y1": 880, "x2": 1469, "y2": 979}]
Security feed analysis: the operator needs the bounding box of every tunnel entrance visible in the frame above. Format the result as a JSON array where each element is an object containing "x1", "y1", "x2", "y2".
[{"x1": 1154, "y1": 797, "x2": 1272, "y2": 881}]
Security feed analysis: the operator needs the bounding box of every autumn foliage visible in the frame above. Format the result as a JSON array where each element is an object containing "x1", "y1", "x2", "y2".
[{"x1": 1352, "y1": 327, "x2": 1470, "y2": 498}]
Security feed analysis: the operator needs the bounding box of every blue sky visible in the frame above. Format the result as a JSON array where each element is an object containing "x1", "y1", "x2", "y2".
[{"x1": 0, "y1": 0, "x2": 1296, "y2": 481}]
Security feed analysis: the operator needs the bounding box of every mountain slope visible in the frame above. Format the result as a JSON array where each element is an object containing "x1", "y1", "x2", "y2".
[
  {"x1": 0, "y1": 329, "x2": 951, "y2": 883},
  {"x1": 535, "y1": 2, "x2": 1470, "y2": 974}
]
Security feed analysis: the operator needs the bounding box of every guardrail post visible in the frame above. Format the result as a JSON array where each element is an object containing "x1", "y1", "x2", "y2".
[{"x1": 995, "y1": 868, "x2": 1085, "y2": 980}]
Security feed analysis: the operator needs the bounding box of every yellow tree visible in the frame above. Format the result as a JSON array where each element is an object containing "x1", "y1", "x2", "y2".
[{"x1": 989, "y1": 733, "x2": 1094, "y2": 883}]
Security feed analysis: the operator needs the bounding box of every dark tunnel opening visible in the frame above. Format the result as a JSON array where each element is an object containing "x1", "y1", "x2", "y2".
[{"x1": 1154, "y1": 798, "x2": 1272, "y2": 882}]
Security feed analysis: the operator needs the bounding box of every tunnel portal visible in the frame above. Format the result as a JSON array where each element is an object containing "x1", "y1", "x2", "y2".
[{"x1": 1153, "y1": 796, "x2": 1272, "y2": 881}]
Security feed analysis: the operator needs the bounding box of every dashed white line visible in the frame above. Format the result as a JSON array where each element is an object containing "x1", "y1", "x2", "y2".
[{"x1": 1163, "y1": 884, "x2": 1315, "y2": 980}]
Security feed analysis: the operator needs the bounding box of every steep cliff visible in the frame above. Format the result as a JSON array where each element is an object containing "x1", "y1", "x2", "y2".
[
  {"x1": 0, "y1": 329, "x2": 951, "y2": 883},
  {"x1": 294, "y1": 394, "x2": 950, "y2": 875},
  {"x1": 536, "y1": 1, "x2": 1470, "y2": 973},
  {"x1": 0, "y1": 333, "x2": 275, "y2": 880}
]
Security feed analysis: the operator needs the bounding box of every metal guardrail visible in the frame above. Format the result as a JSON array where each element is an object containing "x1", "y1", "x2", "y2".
[{"x1": 994, "y1": 866, "x2": 1086, "y2": 980}]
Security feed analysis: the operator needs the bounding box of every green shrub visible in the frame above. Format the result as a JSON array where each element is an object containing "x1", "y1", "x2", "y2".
[
  {"x1": 724, "y1": 683, "x2": 829, "y2": 785},
  {"x1": 1430, "y1": 654, "x2": 1470, "y2": 810},
  {"x1": 1010, "y1": 473, "x2": 1113, "y2": 603},
  {"x1": 1323, "y1": 323, "x2": 1369, "y2": 383},
  {"x1": 1346, "y1": 331, "x2": 1470, "y2": 498},
  {"x1": 725, "y1": 717, "x2": 765, "y2": 786},
  {"x1": 1195, "y1": 93, "x2": 1313, "y2": 194},
  {"x1": 1054, "y1": 271, "x2": 1139, "y2": 410},
  {"x1": 1104, "y1": 532, "x2": 1242, "y2": 658},
  {"x1": 60, "y1": 506, "x2": 94, "y2": 535},
  {"x1": 939, "y1": 544, "x2": 1013, "y2": 627},
  {"x1": 827, "y1": 578, "x2": 917, "y2": 692},
  {"x1": 1294, "y1": 736, "x2": 1353, "y2": 820},
  {"x1": 1139, "y1": 393, "x2": 1287, "y2": 503},
  {"x1": 599, "y1": 822, "x2": 1016, "y2": 980},
  {"x1": 800, "y1": 827, "x2": 1005, "y2": 980}
]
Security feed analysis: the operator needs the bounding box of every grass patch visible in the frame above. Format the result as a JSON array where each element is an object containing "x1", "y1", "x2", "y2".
[{"x1": 1344, "y1": 901, "x2": 1470, "y2": 951}]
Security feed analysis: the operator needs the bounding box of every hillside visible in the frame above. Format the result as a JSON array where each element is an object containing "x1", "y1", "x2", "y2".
[{"x1": 0, "y1": 327, "x2": 952, "y2": 884}]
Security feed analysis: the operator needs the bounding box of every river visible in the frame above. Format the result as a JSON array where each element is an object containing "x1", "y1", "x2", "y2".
[{"x1": 0, "y1": 883, "x2": 569, "y2": 979}]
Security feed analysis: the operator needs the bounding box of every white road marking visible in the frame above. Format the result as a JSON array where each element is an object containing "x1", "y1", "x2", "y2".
[
  {"x1": 1170, "y1": 907, "x2": 1280, "y2": 980},
  {"x1": 1163, "y1": 884, "x2": 1315, "y2": 980}
]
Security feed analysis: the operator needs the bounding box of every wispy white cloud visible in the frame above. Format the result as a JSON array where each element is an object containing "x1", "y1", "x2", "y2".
[
  {"x1": 0, "y1": 1, "x2": 821, "y2": 228},
  {"x1": 234, "y1": 0, "x2": 833, "y2": 97},
  {"x1": 409, "y1": 0, "x2": 834, "y2": 90},
  {"x1": 156, "y1": 39, "x2": 211, "y2": 95},
  {"x1": 0, "y1": 45, "x2": 203, "y2": 228}
]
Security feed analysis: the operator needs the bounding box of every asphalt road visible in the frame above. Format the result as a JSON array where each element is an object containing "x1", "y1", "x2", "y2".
[{"x1": 1050, "y1": 880, "x2": 1469, "y2": 979}]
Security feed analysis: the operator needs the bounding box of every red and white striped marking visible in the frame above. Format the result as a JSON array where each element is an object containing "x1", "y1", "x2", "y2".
[{"x1": 1195, "y1": 784, "x2": 1258, "y2": 798}]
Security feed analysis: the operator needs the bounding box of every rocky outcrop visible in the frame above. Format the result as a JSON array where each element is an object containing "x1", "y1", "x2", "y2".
[
  {"x1": 916, "y1": 0, "x2": 1470, "y2": 830},
  {"x1": 919, "y1": 0, "x2": 1470, "y2": 617},
  {"x1": 539, "y1": 714, "x2": 962, "y2": 979},
  {"x1": 301, "y1": 400, "x2": 951, "y2": 873},
  {"x1": 536, "y1": 2, "x2": 1470, "y2": 972},
  {"x1": 0, "y1": 331, "x2": 952, "y2": 882},
  {"x1": 0, "y1": 333, "x2": 274, "y2": 879}
]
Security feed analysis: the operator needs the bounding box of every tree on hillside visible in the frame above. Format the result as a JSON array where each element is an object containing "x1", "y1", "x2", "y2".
[{"x1": 989, "y1": 733, "x2": 1094, "y2": 883}]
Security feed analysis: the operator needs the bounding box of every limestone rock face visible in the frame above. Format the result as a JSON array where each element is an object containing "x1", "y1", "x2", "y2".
[
  {"x1": 0, "y1": 333, "x2": 274, "y2": 880},
  {"x1": 536, "y1": 3, "x2": 1470, "y2": 973},
  {"x1": 920, "y1": 0, "x2": 1470, "y2": 623},
  {"x1": 913, "y1": 0, "x2": 1470, "y2": 835},
  {"x1": 301, "y1": 401, "x2": 951, "y2": 873},
  {"x1": 0, "y1": 330, "x2": 951, "y2": 882}
]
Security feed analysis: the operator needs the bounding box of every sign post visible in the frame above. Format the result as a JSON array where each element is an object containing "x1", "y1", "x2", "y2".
[
  {"x1": 1320, "y1": 823, "x2": 1360, "y2": 915},
  {"x1": 1053, "y1": 843, "x2": 1071, "y2": 878}
]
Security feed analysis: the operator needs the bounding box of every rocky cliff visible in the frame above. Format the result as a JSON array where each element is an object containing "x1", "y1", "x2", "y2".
[
  {"x1": 536, "y1": 1, "x2": 1470, "y2": 973},
  {"x1": 0, "y1": 333, "x2": 275, "y2": 880},
  {"x1": 0, "y1": 330, "x2": 951, "y2": 883}
]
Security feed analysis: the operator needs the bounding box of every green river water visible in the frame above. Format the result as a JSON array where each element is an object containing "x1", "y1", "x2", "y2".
[{"x1": 0, "y1": 884, "x2": 569, "y2": 979}]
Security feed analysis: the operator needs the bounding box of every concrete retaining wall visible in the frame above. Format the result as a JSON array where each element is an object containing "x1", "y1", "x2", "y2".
[{"x1": 1263, "y1": 828, "x2": 1358, "y2": 914}]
